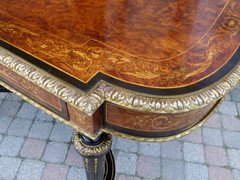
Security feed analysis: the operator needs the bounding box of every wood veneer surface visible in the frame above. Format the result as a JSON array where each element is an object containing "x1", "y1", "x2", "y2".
[
  {"x1": 105, "y1": 102, "x2": 216, "y2": 134},
  {"x1": 0, "y1": 0, "x2": 239, "y2": 90}
]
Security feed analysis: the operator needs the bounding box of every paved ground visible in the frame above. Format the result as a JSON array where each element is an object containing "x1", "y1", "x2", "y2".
[{"x1": 0, "y1": 84, "x2": 239, "y2": 180}]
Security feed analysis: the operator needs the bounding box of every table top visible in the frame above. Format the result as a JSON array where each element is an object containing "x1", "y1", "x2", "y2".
[
  {"x1": 0, "y1": 0, "x2": 239, "y2": 96},
  {"x1": 0, "y1": 0, "x2": 239, "y2": 142}
]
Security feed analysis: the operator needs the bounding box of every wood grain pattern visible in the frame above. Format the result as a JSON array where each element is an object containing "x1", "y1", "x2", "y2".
[
  {"x1": 0, "y1": 63, "x2": 69, "y2": 119},
  {"x1": 67, "y1": 104, "x2": 102, "y2": 136},
  {"x1": 0, "y1": 0, "x2": 239, "y2": 89},
  {"x1": 105, "y1": 102, "x2": 216, "y2": 133}
]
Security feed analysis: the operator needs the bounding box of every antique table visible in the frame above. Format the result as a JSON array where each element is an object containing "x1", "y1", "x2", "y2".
[{"x1": 0, "y1": 0, "x2": 239, "y2": 179}]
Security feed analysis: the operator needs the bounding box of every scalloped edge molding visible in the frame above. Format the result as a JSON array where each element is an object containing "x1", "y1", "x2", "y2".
[{"x1": 0, "y1": 46, "x2": 239, "y2": 116}]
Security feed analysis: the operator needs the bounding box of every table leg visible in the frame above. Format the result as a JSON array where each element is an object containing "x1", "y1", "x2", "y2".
[{"x1": 74, "y1": 132, "x2": 115, "y2": 180}]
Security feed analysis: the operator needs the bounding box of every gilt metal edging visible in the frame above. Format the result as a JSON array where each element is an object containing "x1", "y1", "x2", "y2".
[{"x1": 0, "y1": 47, "x2": 239, "y2": 116}]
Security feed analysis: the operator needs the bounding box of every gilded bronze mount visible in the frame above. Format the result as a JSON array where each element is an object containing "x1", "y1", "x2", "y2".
[{"x1": 0, "y1": 47, "x2": 239, "y2": 116}]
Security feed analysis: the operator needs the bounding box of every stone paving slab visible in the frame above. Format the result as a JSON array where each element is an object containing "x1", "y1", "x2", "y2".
[
  {"x1": 20, "y1": 138, "x2": 47, "y2": 159},
  {"x1": 218, "y1": 101, "x2": 238, "y2": 116},
  {"x1": 161, "y1": 141, "x2": 183, "y2": 160},
  {"x1": 35, "y1": 110, "x2": 54, "y2": 122},
  {"x1": 0, "y1": 100, "x2": 21, "y2": 116},
  {"x1": 161, "y1": 159, "x2": 184, "y2": 180},
  {"x1": 0, "y1": 136, "x2": 24, "y2": 156},
  {"x1": 0, "y1": 116, "x2": 13, "y2": 133},
  {"x1": 183, "y1": 142, "x2": 205, "y2": 163},
  {"x1": 0, "y1": 156, "x2": 22, "y2": 179},
  {"x1": 221, "y1": 114, "x2": 240, "y2": 131},
  {"x1": 223, "y1": 130, "x2": 240, "y2": 149},
  {"x1": 7, "y1": 117, "x2": 32, "y2": 137},
  {"x1": 17, "y1": 159, "x2": 45, "y2": 180},
  {"x1": 115, "y1": 152, "x2": 138, "y2": 175},
  {"x1": 137, "y1": 155, "x2": 161, "y2": 179},
  {"x1": 49, "y1": 122, "x2": 73, "y2": 143},
  {"x1": 205, "y1": 146, "x2": 228, "y2": 166},
  {"x1": 116, "y1": 138, "x2": 139, "y2": 153},
  {"x1": 65, "y1": 145, "x2": 84, "y2": 167},
  {"x1": 139, "y1": 142, "x2": 160, "y2": 157},
  {"x1": 17, "y1": 102, "x2": 38, "y2": 120},
  {"x1": 202, "y1": 127, "x2": 223, "y2": 146},
  {"x1": 227, "y1": 149, "x2": 240, "y2": 170},
  {"x1": 231, "y1": 89, "x2": 240, "y2": 102},
  {"x1": 0, "y1": 87, "x2": 239, "y2": 179},
  {"x1": 209, "y1": 166, "x2": 233, "y2": 180},
  {"x1": 28, "y1": 121, "x2": 53, "y2": 140},
  {"x1": 67, "y1": 167, "x2": 87, "y2": 180},
  {"x1": 42, "y1": 142, "x2": 69, "y2": 163},
  {"x1": 233, "y1": 169, "x2": 240, "y2": 180},
  {"x1": 185, "y1": 163, "x2": 208, "y2": 180},
  {"x1": 41, "y1": 163, "x2": 69, "y2": 180},
  {"x1": 181, "y1": 128, "x2": 203, "y2": 143}
]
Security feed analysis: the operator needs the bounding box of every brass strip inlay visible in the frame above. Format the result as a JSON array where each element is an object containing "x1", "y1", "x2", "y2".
[
  {"x1": 0, "y1": 46, "x2": 239, "y2": 116},
  {"x1": 93, "y1": 0, "x2": 231, "y2": 61},
  {"x1": 104, "y1": 102, "x2": 214, "y2": 132},
  {"x1": 94, "y1": 158, "x2": 98, "y2": 174},
  {"x1": 85, "y1": 158, "x2": 90, "y2": 174},
  {"x1": 103, "y1": 97, "x2": 224, "y2": 142},
  {"x1": 0, "y1": 0, "x2": 230, "y2": 62},
  {"x1": 0, "y1": 10, "x2": 90, "y2": 50},
  {"x1": 0, "y1": 0, "x2": 238, "y2": 89}
]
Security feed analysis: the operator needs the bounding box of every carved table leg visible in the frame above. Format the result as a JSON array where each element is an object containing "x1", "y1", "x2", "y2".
[{"x1": 74, "y1": 132, "x2": 115, "y2": 180}]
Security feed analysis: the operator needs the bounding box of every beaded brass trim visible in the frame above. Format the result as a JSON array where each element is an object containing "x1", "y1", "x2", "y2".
[
  {"x1": 94, "y1": 158, "x2": 98, "y2": 174},
  {"x1": 102, "y1": 98, "x2": 224, "y2": 142},
  {"x1": 85, "y1": 158, "x2": 90, "y2": 174},
  {"x1": 0, "y1": 0, "x2": 238, "y2": 89},
  {"x1": 74, "y1": 132, "x2": 112, "y2": 156},
  {"x1": 0, "y1": 75, "x2": 224, "y2": 142},
  {"x1": 0, "y1": 47, "x2": 105, "y2": 116},
  {"x1": 0, "y1": 47, "x2": 239, "y2": 115}
]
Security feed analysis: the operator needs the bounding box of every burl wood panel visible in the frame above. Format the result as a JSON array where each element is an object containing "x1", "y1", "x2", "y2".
[
  {"x1": 0, "y1": 0, "x2": 239, "y2": 88},
  {"x1": 105, "y1": 102, "x2": 217, "y2": 133},
  {"x1": 0, "y1": 64, "x2": 69, "y2": 119},
  {"x1": 67, "y1": 104, "x2": 102, "y2": 136}
]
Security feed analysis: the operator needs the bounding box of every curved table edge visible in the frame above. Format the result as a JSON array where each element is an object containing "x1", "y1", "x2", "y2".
[{"x1": 0, "y1": 46, "x2": 239, "y2": 116}]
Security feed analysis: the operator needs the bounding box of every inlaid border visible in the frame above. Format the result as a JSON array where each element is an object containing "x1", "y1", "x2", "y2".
[
  {"x1": 102, "y1": 98, "x2": 224, "y2": 142},
  {"x1": 0, "y1": 0, "x2": 239, "y2": 90},
  {"x1": 0, "y1": 46, "x2": 239, "y2": 116}
]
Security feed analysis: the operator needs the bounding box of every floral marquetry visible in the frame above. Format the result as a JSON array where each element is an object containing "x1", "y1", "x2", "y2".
[
  {"x1": 0, "y1": 0, "x2": 239, "y2": 142},
  {"x1": 0, "y1": 0, "x2": 239, "y2": 89}
]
